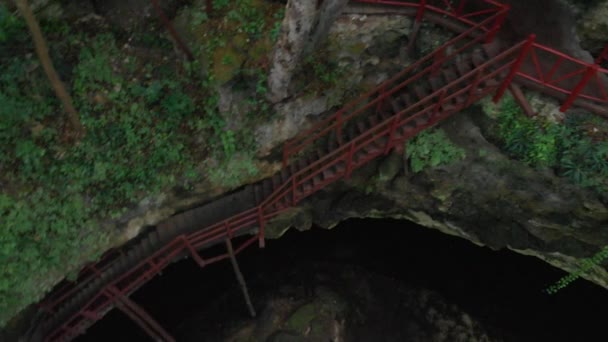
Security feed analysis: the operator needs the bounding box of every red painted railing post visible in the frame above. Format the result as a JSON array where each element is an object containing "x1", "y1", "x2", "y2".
[
  {"x1": 431, "y1": 47, "x2": 445, "y2": 76},
  {"x1": 291, "y1": 176, "x2": 297, "y2": 206},
  {"x1": 415, "y1": 0, "x2": 427, "y2": 23},
  {"x1": 206, "y1": 0, "x2": 213, "y2": 15},
  {"x1": 384, "y1": 115, "x2": 400, "y2": 155},
  {"x1": 224, "y1": 221, "x2": 232, "y2": 239},
  {"x1": 282, "y1": 144, "x2": 289, "y2": 168},
  {"x1": 595, "y1": 44, "x2": 608, "y2": 65},
  {"x1": 456, "y1": 0, "x2": 466, "y2": 16},
  {"x1": 433, "y1": 89, "x2": 447, "y2": 122},
  {"x1": 494, "y1": 34, "x2": 536, "y2": 103},
  {"x1": 560, "y1": 64, "x2": 599, "y2": 112},
  {"x1": 485, "y1": 4, "x2": 510, "y2": 43},
  {"x1": 345, "y1": 141, "x2": 356, "y2": 179},
  {"x1": 465, "y1": 68, "x2": 483, "y2": 107},
  {"x1": 257, "y1": 206, "x2": 265, "y2": 248}
]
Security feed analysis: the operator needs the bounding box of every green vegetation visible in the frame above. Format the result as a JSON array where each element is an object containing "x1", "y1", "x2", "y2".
[
  {"x1": 546, "y1": 246, "x2": 608, "y2": 294},
  {"x1": 0, "y1": 0, "x2": 285, "y2": 326},
  {"x1": 489, "y1": 95, "x2": 608, "y2": 195},
  {"x1": 486, "y1": 95, "x2": 608, "y2": 294},
  {"x1": 405, "y1": 129, "x2": 467, "y2": 173},
  {"x1": 297, "y1": 42, "x2": 347, "y2": 95}
]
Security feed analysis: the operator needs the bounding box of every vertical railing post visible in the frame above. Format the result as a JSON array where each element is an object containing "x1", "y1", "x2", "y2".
[
  {"x1": 431, "y1": 47, "x2": 445, "y2": 76},
  {"x1": 257, "y1": 206, "x2": 265, "y2": 248},
  {"x1": 560, "y1": 64, "x2": 599, "y2": 112},
  {"x1": 224, "y1": 221, "x2": 232, "y2": 239},
  {"x1": 465, "y1": 68, "x2": 483, "y2": 107},
  {"x1": 456, "y1": 0, "x2": 466, "y2": 16},
  {"x1": 415, "y1": 0, "x2": 427, "y2": 23},
  {"x1": 384, "y1": 115, "x2": 400, "y2": 155},
  {"x1": 182, "y1": 236, "x2": 206, "y2": 268},
  {"x1": 206, "y1": 0, "x2": 213, "y2": 15},
  {"x1": 345, "y1": 141, "x2": 356, "y2": 179},
  {"x1": 595, "y1": 44, "x2": 608, "y2": 65},
  {"x1": 485, "y1": 4, "x2": 510, "y2": 43},
  {"x1": 432, "y1": 89, "x2": 447, "y2": 123},
  {"x1": 494, "y1": 34, "x2": 536, "y2": 103}
]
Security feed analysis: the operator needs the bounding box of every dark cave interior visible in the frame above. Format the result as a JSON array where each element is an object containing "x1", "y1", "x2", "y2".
[{"x1": 77, "y1": 218, "x2": 608, "y2": 342}]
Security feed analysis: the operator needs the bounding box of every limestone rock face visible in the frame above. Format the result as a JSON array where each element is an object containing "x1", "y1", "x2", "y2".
[
  {"x1": 577, "y1": 0, "x2": 608, "y2": 52},
  {"x1": 265, "y1": 110, "x2": 608, "y2": 289},
  {"x1": 256, "y1": 13, "x2": 413, "y2": 156},
  {"x1": 267, "y1": 0, "x2": 349, "y2": 103}
]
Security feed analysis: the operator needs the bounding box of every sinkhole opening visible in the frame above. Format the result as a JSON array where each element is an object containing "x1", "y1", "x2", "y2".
[{"x1": 77, "y1": 219, "x2": 608, "y2": 341}]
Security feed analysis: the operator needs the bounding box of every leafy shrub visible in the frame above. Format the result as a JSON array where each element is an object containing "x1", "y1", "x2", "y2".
[
  {"x1": 0, "y1": 31, "x2": 202, "y2": 326},
  {"x1": 491, "y1": 95, "x2": 608, "y2": 194},
  {"x1": 405, "y1": 129, "x2": 466, "y2": 172},
  {"x1": 546, "y1": 246, "x2": 608, "y2": 294},
  {"x1": 207, "y1": 153, "x2": 259, "y2": 189}
]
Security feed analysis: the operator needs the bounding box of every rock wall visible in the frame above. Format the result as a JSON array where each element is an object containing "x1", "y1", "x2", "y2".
[
  {"x1": 263, "y1": 110, "x2": 608, "y2": 289},
  {"x1": 267, "y1": 0, "x2": 349, "y2": 103}
]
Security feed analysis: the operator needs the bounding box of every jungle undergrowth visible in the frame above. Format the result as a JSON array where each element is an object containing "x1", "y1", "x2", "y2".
[{"x1": 0, "y1": 0, "x2": 285, "y2": 326}]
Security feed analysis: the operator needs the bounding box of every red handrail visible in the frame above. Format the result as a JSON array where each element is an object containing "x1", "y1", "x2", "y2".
[
  {"x1": 283, "y1": 4, "x2": 508, "y2": 166},
  {"x1": 513, "y1": 42, "x2": 608, "y2": 108}
]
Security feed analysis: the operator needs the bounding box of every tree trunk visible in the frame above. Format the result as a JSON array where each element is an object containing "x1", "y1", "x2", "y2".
[{"x1": 15, "y1": 0, "x2": 85, "y2": 139}]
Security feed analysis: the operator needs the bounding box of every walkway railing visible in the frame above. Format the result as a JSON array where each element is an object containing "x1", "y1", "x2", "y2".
[
  {"x1": 283, "y1": 0, "x2": 509, "y2": 166},
  {"x1": 514, "y1": 42, "x2": 608, "y2": 112}
]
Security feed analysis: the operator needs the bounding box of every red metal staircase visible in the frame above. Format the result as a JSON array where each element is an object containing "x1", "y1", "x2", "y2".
[{"x1": 33, "y1": 1, "x2": 608, "y2": 341}]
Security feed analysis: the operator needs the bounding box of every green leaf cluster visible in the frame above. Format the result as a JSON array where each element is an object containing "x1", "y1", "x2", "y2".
[
  {"x1": 546, "y1": 246, "x2": 608, "y2": 294},
  {"x1": 405, "y1": 129, "x2": 466, "y2": 173},
  {"x1": 493, "y1": 95, "x2": 608, "y2": 194},
  {"x1": 0, "y1": 30, "x2": 202, "y2": 325}
]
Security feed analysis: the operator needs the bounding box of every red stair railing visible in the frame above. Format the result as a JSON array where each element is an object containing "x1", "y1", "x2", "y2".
[
  {"x1": 512, "y1": 42, "x2": 608, "y2": 112},
  {"x1": 283, "y1": 2, "x2": 509, "y2": 166},
  {"x1": 38, "y1": 249, "x2": 122, "y2": 314},
  {"x1": 354, "y1": 0, "x2": 508, "y2": 37}
]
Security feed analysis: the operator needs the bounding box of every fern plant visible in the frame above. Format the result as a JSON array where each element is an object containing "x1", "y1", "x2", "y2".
[{"x1": 405, "y1": 129, "x2": 466, "y2": 173}]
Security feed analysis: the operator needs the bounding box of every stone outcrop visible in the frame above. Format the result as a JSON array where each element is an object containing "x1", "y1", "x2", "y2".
[
  {"x1": 267, "y1": 0, "x2": 349, "y2": 103},
  {"x1": 263, "y1": 108, "x2": 608, "y2": 289}
]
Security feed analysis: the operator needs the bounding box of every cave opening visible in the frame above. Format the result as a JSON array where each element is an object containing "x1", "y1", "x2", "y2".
[{"x1": 76, "y1": 219, "x2": 608, "y2": 341}]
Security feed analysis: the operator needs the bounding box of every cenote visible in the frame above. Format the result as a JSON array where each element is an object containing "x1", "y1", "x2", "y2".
[{"x1": 76, "y1": 219, "x2": 608, "y2": 341}]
